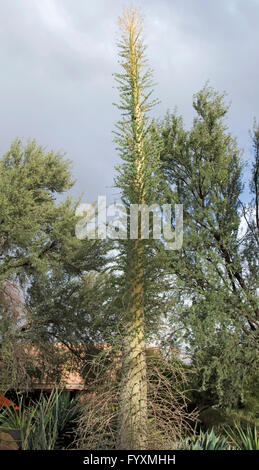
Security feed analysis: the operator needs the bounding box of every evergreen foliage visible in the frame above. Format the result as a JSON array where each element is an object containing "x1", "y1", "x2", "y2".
[
  {"x1": 158, "y1": 86, "x2": 259, "y2": 408},
  {"x1": 0, "y1": 139, "x2": 108, "y2": 391}
]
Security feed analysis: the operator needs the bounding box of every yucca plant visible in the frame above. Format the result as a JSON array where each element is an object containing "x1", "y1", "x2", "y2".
[
  {"x1": 0, "y1": 394, "x2": 38, "y2": 449},
  {"x1": 225, "y1": 424, "x2": 259, "y2": 450},
  {"x1": 28, "y1": 389, "x2": 80, "y2": 450},
  {"x1": 0, "y1": 388, "x2": 80, "y2": 450}
]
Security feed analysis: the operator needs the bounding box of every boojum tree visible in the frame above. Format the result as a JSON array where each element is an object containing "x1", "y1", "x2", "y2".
[{"x1": 113, "y1": 9, "x2": 165, "y2": 450}]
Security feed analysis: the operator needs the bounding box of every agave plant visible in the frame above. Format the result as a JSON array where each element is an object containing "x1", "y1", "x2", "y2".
[{"x1": 181, "y1": 428, "x2": 230, "y2": 450}]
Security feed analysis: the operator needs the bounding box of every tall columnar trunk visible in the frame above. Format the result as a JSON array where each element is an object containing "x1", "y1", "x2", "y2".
[
  {"x1": 117, "y1": 240, "x2": 147, "y2": 449},
  {"x1": 115, "y1": 10, "x2": 151, "y2": 449}
]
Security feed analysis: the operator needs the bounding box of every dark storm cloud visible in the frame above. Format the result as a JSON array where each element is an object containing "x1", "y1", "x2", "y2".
[{"x1": 0, "y1": 0, "x2": 258, "y2": 202}]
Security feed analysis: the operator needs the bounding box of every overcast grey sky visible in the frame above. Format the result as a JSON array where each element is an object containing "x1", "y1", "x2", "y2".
[{"x1": 0, "y1": 0, "x2": 258, "y2": 203}]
